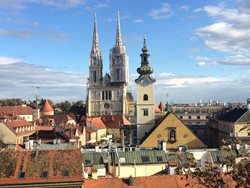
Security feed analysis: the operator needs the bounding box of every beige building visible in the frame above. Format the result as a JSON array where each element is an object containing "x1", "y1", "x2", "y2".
[
  {"x1": 0, "y1": 105, "x2": 33, "y2": 122},
  {"x1": 209, "y1": 107, "x2": 250, "y2": 147},
  {"x1": 87, "y1": 14, "x2": 131, "y2": 117},
  {"x1": 0, "y1": 119, "x2": 36, "y2": 146},
  {"x1": 140, "y1": 112, "x2": 206, "y2": 149},
  {"x1": 135, "y1": 37, "x2": 156, "y2": 143}
]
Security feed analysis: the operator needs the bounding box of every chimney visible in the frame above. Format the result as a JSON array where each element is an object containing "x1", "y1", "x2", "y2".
[{"x1": 128, "y1": 175, "x2": 134, "y2": 186}]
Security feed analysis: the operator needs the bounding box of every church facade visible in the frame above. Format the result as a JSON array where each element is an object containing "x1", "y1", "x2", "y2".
[{"x1": 86, "y1": 14, "x2": 130, "y2": 117}]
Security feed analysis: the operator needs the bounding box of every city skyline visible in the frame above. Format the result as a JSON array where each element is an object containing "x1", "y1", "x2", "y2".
[{"x1": 0, "y1": 0, "x2": 250, "y2": 103}]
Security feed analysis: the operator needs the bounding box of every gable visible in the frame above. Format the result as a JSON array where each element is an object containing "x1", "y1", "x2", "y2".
[{"x1": 140, "y1": 113, "x2": 206, "y2": 149}]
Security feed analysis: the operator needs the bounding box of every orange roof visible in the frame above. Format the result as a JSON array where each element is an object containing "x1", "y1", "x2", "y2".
[
  {"x1": 0, "y1": 106, "x2": 32, "y2": 115},
  {"x1": 154, "y1": 104, "x2": 161, "y2": 113},
  {"x1": 5, "y1": 119, "x2": 32, "y2": 128},
  {"x1": 84, "y1": 175, "x2": 192, "y2": 188},
  {"x1": 41, "y1": 100, "x2": 53, "y2": 112},
  {"x1": 86, "y1": 117, "x2": 106, "y2": 129},
  {"x1": 54, "y1": 114, "x2": 74, "y2": 124},
  {"x1": 158, "y1": 102, "x2": 165, "y2": 110},
  {"x1": 36, "y1": 126, "x2": 54, "y2": 131},
  {"x1": 102, "y1": 115, "x2": 131, "y2": 129},
  {"x1": 0, "y1": 149, "x2": 83, "y2": 185}
]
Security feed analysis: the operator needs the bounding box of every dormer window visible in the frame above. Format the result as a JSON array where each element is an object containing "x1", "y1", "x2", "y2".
[
  {"x1": 41, "y1": 171, "x2": 48, "y2": 178},
  {"x1": 63, "y1": 170, "x2": 69, "y2": 177},
  {"x1": 19, "y1": 171, "x2": 25, "y2": 179}
]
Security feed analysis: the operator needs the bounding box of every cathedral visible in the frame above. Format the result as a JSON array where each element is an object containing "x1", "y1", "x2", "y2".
[{"x1": 86, "y1": 14, "x2": 132, "y2": 117}]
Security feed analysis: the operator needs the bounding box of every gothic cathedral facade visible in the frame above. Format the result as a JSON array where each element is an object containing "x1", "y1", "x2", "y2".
[{"x1": 87, "y1": 14, "x2": 130, "y2": 117}]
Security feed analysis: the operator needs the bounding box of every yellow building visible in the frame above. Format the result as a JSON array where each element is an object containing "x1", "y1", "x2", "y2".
[{"x1": 140, "y1": 112, "x2": 206, "y2": 149}]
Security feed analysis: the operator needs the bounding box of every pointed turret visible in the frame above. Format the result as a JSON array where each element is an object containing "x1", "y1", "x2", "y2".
[
  {"x1": 115, "y1": 12, "x2": 122, "y2": 47},
  {"x1": 91, "y1": 13, "x2": 100, "y2": 54}
]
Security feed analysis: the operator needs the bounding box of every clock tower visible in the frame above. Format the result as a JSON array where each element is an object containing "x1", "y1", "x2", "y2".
[{"x1": 135, "y1": 36, "x2": 156, "y2": 143}]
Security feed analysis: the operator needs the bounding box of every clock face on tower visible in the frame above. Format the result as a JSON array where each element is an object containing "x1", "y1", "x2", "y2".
[{"x1": 141, "y1": 78, "x2": 150, "y2": 87}]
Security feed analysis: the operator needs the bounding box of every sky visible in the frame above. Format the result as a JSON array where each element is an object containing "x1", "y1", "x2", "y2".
[{"x1": 0, "y1": 0, "x2": 250, "y2": 104}]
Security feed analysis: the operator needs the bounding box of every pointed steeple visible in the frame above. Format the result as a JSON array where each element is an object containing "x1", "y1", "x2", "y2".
[
  {"x1": 91, "y1": 13, "x2": 100, "y2": 53},
  {"x1": 135, "y1": 35, "x2": 156, "y2": 84},
  {"x1": 115, "y1": 12, "x2": 123, "y2": 47}
]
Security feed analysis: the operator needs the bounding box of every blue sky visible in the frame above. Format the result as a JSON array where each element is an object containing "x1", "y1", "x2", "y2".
[{"x1": 0, "y1": 0, "x2": 250, "y2": 104}]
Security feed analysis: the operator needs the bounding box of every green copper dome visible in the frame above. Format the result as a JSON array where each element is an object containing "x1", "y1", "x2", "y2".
[{"x1": 135, "y1": 36, "x2": 156, "y2": 84}]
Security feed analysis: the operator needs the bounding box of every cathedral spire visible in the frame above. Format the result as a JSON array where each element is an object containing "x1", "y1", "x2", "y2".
[
  {"x1": 92, "y1": 13, "x2": 100, "y2": 53},
  {"x1": 115, "y1": 11, "x2": 123, "y2": 47}
]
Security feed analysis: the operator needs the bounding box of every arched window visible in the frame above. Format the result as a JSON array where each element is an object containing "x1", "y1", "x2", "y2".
[{"x1": 143, "y1": 94, "x2": 148, "y2": 101}]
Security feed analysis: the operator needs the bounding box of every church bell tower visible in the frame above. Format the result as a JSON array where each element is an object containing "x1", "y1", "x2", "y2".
[{"x1": 135, "y1": 36, "x2": 156, "y2": 143}]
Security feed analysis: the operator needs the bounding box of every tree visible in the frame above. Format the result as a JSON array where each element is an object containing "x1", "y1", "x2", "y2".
[
  {"x1": 0, "y1": 98, "x2": 24, "y2": 106},
  {"x1": 69, "y1": 101, "x2": 86, "y2": 123}
]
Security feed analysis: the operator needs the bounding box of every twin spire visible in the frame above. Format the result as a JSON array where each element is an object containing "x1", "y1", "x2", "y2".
[
  {"x1": 91, "y1": 14, "x2": 99, "y2": 53},
  {"x1": 115, "y1": 12, "x2": 123, "y2": 47},
  {"x1": 91, "y1": 12, "x2": 123, "y2": 53}
]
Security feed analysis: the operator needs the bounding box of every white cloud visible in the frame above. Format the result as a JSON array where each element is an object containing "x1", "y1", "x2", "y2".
[
  {"x1": 179, "y1": 5, "x2": 189, "y2": 11},
  {"x1": 195, "y1": 3, "x2": 250, "y2": 67},
  {"x1": 0, "y1": 57, "x2": 86, "y2": 102},
  {"x1": 0, "y1": 28, "x2": 69, "y2": 41},
  {"x1": 1, "y1": 18, "x2": 39, "y2": 27},
  {"x1": 0, "y1": 28, "x2": 34, "y2": 38},
  {"x1": 148, "y1": 3, "x2": 173, "y2": 20},
  {"x1": 0, "y1": 0, "x2": 109, "y2": 11},
  {"x1": 0, "y1": 57, "x2": 25, "y2": 65},
  {"x1": 133, "y1": 19, "x2": 144, "y2": 23}
]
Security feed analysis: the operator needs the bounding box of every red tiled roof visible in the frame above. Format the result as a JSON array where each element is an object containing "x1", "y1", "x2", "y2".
[
  {"x1": 54, "y1": 114, "x2": 74, "y2": 124},
  {"x1": 102, "y1": 115, "x2": 131, "y2": 129},
  {"x1": 0, "y1": 149, "x2": 83, "y2": 185},
  {"x1": 41, "y1": 100, "x2": 53, "y2": 112},
  {"x1": 5, "y1": 119, "x2": 32, "y2": 128},
  {"x1": 0, "y1": 106, "x2": 32, "y2": 115},
  {"x1": 36, "y1": 126, "x2": 54, "y2": 131},
  {"x1": 154, "y1": 104, "x2": 161, "y2": 113},
  {"x1": 86, "y1": 117, "x2": 106, "y2": 129},
  {"x1": 84, "y1": 175, "x2": 190, "y2": 188}
]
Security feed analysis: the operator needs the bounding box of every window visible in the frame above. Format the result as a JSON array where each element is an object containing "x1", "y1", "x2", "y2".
[
  {"x1": 19, "y1": 171, "x2": 26, "y2": 179},
  {"x1": 93, "y1": 70, "x2": 97, "y2": 83},
  {"x1": 63, "y1": 170, "x2": 69, "y2": 177},
  {"x1": 41, "y1": 171, "x2": 48, "y2": 178},
  {"x1": 168, "y1": 128, "x2": 176, "y2": 142},
  {"x1": 105, "y1": 90, "x2": 108, "y2": 100},
  {"x1": 179, "y1": 116, "x2": 183, "y2": 119},
  {"x1": 143, "y1": 56, "x2": 147, "y2": 62},
  {"x1": 102, "y1": 91, "x2": 105, "y2": 100},
  {"x1": 85, "y1": 159, "x2": 91, "y2": 165},
  {"x1": 143, "y1": 94, "x2": 148, "y2": 101},
  {"x1": 188, "y1": 116, "x2": 192, "y2": 119},
  {"x1": 109, "y1": 90, "x2": 112, "y2": 100},
  {"x1": 116, "y1": 68, "x2": 120, "y2": 80},
  {"x1": 143, "y1": 109, "x2": 148, "y2": 116},
  {"x1": 156, "y1": 156, "x2": 163, "y2": 162},
  {"x1": 141, "y1": 156, "x2": 150, "y2": 163},
  {"x1": 197, "y1": 116, "x2": 200, "y2": 119}
]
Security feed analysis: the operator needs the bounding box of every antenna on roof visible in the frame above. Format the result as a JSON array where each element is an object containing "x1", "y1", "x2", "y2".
[{"x1": 31, "y1": 86, "x2": 40, "y2": 107}]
